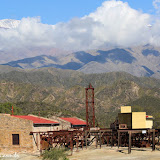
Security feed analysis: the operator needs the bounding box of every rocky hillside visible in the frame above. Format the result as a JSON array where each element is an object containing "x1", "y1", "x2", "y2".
[
  {"x1": 2, "y1": 45, "x2": 160, "y2": 79},
  {"x1": 0, "y1": 66, "x2": 160, "y2": 127}
]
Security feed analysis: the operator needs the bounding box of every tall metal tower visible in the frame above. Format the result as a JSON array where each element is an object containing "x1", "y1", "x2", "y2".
[{"x1": 86, "y1": 83, "x2": 95, "y2": 128}]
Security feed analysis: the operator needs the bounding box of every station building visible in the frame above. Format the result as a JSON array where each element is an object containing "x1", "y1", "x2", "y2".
[{"x1": 0, "y1": 113, "x2": 86, "y2": 154}]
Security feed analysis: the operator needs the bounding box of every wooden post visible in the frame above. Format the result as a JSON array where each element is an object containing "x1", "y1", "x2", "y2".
[
  {"x1": 118, "y1": 131, "x2": 120, "y2": 148},
  {"x1": 85, "y1": 130, "x2": 88, "y2": 149},
  {"x1": 128, "y1": 131, "x2": 132, "y2": 154},
  {"x1": 110, "y1": 132, "x2": 112, "y2": 148},
  {"x1": 96, "y1": 135, "x2": 98, "y2": 148},
  {"x1": 40, "y1": 134, "x2": 42, "y2": 155},
  {"x1": 70, "y1": 135, "x2": 73, "y2": 155},
  {"x1": 158, "y1": 131, "x2": 159, "y2": 144},
  {"x1": 81, "y1": 140, "x2": 84, "y2": 150},
  {"x1": 100, "y1": 131, "x2": 102, "y2": 149},
  {"x1": 152, "y1": 129, "x2": 155, "y2": 151},
  {"x1": 76, "y1": 139, "x2": 79, "y2": 151}
]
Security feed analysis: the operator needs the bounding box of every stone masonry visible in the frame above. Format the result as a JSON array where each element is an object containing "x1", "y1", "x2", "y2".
[{"x1": 0, "y1": 114, "x2": 35, "y2": 154}]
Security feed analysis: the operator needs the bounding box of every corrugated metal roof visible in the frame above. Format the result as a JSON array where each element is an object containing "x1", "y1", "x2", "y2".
[
  {"x1": 12, "y1": 115, "x2": 59, "y2": 124},
  {"x1": 60, "y1": 117, "x2": 86, "y2": 125}
]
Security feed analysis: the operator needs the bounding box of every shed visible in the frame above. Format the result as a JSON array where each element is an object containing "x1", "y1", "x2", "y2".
[{"x1": 12, "y1": 115, "x2": 59, "y2": 132}]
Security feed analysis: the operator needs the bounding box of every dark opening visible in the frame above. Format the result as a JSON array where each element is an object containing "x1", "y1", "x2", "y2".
[{"x1": 12, "y1": 134, "x2": 19, "y2": 145}]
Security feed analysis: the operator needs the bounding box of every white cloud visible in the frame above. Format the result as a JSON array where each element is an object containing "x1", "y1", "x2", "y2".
[
  {"x1": 0, "y1": 0, "x2": 160, "y2": 62},
  {"x1": 153, "y1": 0, "x2": 160, "y2": 10}
]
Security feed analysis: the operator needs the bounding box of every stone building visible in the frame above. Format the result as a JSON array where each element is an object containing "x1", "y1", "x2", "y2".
[
  {"x1": 50, "y1": 116, "x2": 86, "y2": 129},
  {"x1": 0, "y1": 114, "x2": 59, "y2": 154},
  {"x1": 59, "y1": 117, "x2": 86, "y2": 128},
  {"x1": 0, "y1": 114, "x2": 34, "y2": 154},
  {"x1": 0, "y1": 113, "x2": 86, "y2": 154}
]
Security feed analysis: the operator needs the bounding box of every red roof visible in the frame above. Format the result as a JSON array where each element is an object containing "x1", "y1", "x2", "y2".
[
  {"x1": 60, "y1": 117, "x2": 86, "y2": 125},
  {"x1": 12, "y1": 115, "x2": 59, "y2": 124}
]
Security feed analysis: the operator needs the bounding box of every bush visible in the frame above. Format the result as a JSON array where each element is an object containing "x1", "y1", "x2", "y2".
[
  {"x1": 42, "y1": 148, "x2": 69, "y2": 160},
  {"x1": 0, "y1": 103, "x2": 22, "y2": 115}
]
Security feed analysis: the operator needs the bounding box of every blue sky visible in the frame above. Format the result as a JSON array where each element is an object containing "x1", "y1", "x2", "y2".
[
  {"x1": 0, "y1": 0, "x2": 160, "y2": 62},
  {"x1": 0, "y1": 0, "x2": 156, "y2": 24}
]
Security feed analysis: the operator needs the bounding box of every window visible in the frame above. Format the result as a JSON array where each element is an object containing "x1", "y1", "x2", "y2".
[{"x1": 12, "y1": 134, "x2": 19, "y2": 145}]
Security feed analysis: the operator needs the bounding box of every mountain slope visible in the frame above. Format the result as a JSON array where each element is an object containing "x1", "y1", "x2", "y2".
[
  {"x1": 2, "y1": 45, "x2": 160, "y2": 79},
  {"x1": 1, "y1": 66, "x2": 160, "y2": 88},
  {"x1": 1, "y1": 65, "x2": 160, "y2": 127}
]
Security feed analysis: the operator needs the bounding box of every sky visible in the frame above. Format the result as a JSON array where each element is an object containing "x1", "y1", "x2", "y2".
[
  {"x1": 0, "y1": 0, "x2": 160, "y2": 62},
  {"x1": 0, "y1": 0, "x2": 157, "y2": 24}
]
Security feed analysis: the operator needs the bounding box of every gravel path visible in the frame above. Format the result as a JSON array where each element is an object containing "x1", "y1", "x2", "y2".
[
  {"x1": 0, "y1": 152, "x2": 42, "y2": 160},
  {"x1": 69, "y1": 146, "x2": 160, "y2": 160},
  {"x1": 1, "y1": 147, "x2": 160, "y2": 160}
]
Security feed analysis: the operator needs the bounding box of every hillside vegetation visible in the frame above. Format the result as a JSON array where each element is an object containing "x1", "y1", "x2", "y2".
[{"x1": 0, "y1": 66, "x2": 160, "y2": 127}]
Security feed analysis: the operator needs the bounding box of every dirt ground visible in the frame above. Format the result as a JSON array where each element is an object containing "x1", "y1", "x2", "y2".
[
  {"x1": 0, "y1": 152, "x2": 42, "y2": 160},
  {"x1": 69, "y1": 146, "x2": 160, "y2": 160},
  {"x1": 1, "y1": 146, "x2": 160, "y2": 160}
]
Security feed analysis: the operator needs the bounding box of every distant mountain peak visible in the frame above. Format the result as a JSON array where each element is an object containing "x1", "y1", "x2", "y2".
[
  {"x1": 1, "y1": 46, "x2": 160, "y2": 79},
  {"x1": 0, "y1": 19, "x2": 20, "y2": 29}
]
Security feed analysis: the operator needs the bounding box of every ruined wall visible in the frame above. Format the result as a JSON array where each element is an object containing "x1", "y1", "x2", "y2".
[
  {"x1": 0, "y1": 114, "x2": 35, "y2": 154},
  {"x1": 50, "y1": 116, "x2": 71, "y2": 130}
]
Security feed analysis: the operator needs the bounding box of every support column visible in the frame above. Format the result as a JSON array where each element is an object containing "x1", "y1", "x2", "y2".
[
  {"x1": 85, "y1": 130, "x2": 88, "y2": 149},
  {"x1": 111, "y1": 132, "x2": 113, "y2": 148},
  {"x1": 96, "y1": 135, "x2": 98, "y2": 148},
  {"x1": 158, "y1": 131, "x2": 159, "y2": 144},
  {"x1": 118, "y1": 131, "x2": 120, "y2": 148},
  {"x1": 128, "y1": 131, "x2": 132, "y2": 154},
  {"x1": 152, "y1": 129, "x2": 155, "y2": 151},
  {"x1": 100, "y1": 131, "x2": 102, "y2": 149}
]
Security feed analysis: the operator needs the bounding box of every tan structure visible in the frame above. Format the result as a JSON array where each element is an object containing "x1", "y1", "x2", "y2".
[
  {"x1": 0, "y1": 114, "x2": 60, "y2": 154},
  {"x1": 146, "y1": 115, "x2": 153, "y2": 129},
  {"x1": 50, "y1": 116, "x2": 71, "y2": 130},
  {"x1": 118, "y1": 113, "x2": 132, "y2": 129},
  {"x1": 132, "y1": 112, "x2": 146, "y2": 129},
  {"x1": 118, "y1": 106, "x2": 153, "y2": 129},
  {"x1": 0, "y1": 114, "x2": 34, "y2": 154},
  {"x1": 121, "y1": 106, "x2": 131, "y2": 113},
  {"x1": 0, "y1": 113, "x2": 87, "y2": 154}
]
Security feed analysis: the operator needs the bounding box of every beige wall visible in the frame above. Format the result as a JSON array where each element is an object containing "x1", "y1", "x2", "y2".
[
  {"x1": 121, "y1": 106, "x2": 131, "y2": 113},
  {"x1": 132, "y1": 112, "x2": 146, "y2": 129},
  {"x1": 0, "y1": 114, "x2": 35, "y2": 154},
  {"x1": 146, "y1": 120, "x2": 153, "y2": 129},
  {"x1": 50, "y1": 116, "x2": 71, "y2": 130},
  {"x1": 33, "y1": 125, "x2": 60, "y2": 132}
]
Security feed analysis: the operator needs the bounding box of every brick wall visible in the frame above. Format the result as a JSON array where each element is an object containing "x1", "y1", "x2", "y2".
[{"x1": 0, "y1": 114, "x2": 35, "y2": 154}]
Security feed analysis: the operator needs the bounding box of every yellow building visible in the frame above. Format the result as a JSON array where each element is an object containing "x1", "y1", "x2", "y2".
[{"x1": 118, "y1": 106, "x2": 153, "y2": 129}]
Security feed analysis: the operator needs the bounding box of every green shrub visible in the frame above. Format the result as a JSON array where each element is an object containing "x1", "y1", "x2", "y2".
[
  {"x1": 42, "y1": 148, "x2": 69, "y2": 160},
  {"x1": 0, "y1": 103, "x2": 22, "y2": 115}
]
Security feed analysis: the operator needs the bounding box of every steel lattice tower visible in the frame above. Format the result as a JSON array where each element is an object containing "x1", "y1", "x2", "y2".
[{"x1": 86, "y1": 83, "x2": 95, "y2": 128}]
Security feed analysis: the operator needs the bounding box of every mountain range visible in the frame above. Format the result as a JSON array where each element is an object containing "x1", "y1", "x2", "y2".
[
  {"x1": 1, "y1": 19, "x2": 160, "y2": 79},
  {"x1": 0, "y1": 65, "x2": 160, "y2": 127},
  {"x1": 1, "y1": 19, "x2": 160, "y2": 127},
  {"x1": 2, "y1": 45, "x2": 160, "y2": 79}
]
